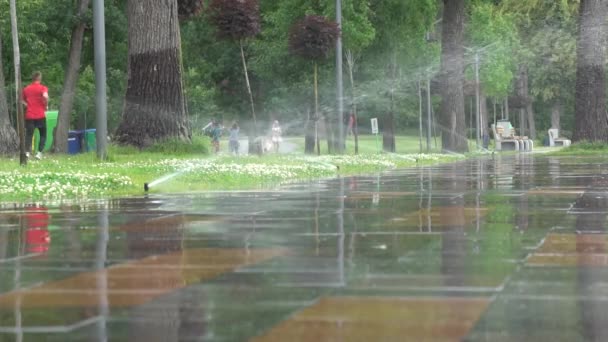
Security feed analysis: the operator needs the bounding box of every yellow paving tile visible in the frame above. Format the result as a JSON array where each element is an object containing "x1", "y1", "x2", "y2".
[
  {"x1": 0, "y1": 248, "x2": 284, "y2": 309},
  {"x1": 529, "y1": 233, "x2": 608, "y2": 266},
  {"x1": 252, "y1": 296, "x2": 490, "y2": 342}
]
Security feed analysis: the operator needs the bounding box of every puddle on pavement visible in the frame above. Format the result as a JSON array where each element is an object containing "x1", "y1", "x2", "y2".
[{"x1": 1, "y1": 155, "x2": 608, "y2": 340}]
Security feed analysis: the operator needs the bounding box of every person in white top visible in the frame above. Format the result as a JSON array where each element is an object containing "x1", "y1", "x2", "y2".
[{"x1": 271, "y1": 120, "x2": 282, "y2": 153}]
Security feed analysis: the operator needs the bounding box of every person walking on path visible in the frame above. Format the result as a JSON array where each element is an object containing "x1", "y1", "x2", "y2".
[
  {"x1": 271, "y1": 120, "x2": 282, "y2": 153},
  {"x1": 229, "y1": 122, "x2": 240, "y2": 155},
  {"x1": 22, "y1": 71, "x2": 49, "y2": 159}
]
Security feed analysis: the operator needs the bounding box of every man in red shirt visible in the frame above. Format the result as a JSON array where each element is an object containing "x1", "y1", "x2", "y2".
[{"x1": 22, "y1": 71, "x2": 49, "y2": 159}]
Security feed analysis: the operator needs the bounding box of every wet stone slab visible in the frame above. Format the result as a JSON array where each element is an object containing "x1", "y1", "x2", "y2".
[{"x1": 2, "y1": 155, "x2": 608, "y2": 340}]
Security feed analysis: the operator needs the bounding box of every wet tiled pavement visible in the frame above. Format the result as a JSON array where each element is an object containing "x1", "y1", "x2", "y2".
[{"x1": 1, "y1": 155, "x2": 608, "y2": 341}]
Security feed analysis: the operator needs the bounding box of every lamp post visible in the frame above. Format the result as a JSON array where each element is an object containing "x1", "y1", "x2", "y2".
[
  {"x1": 336, "y1": 0, "x2": 344, "y2": 153},
  {"x1": 474, "y1": 52, "x2": 480, "y2": 149},
  {"x1": 426, "y1": 76, "x2": 432, "y2": 153},
  {"x1": 93, "y1": 0, "x2": 107, "y2": 160}
]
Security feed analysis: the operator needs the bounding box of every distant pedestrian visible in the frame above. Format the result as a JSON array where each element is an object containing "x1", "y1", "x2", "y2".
[
  {"x1": 22, "y1": 71, "x2": 49, "y2": 160},
  {"x1": 229, "y1": 123, "x2": 240, "y2": 155},
  {"x1": 347, "y1": 112, "x2": 355, "y2": 136},
  {"x1": 271, "y1": 120, "x2": 282, "y2": 153},
  {"x1": 210, "y1": 120, "x2": 223, "y2": 153}
]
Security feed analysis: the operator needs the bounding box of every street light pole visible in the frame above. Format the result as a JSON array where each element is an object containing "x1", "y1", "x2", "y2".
[
  {"x1": 475, "y1": 52, "x2": 480, "y2": 150},
  {"x1": 93, "y1": 0, "x2": 108, "y2": 160},
  {"x1": 426, "y1": 77, "x2": 432, "y2": 153},
  {"x1": 336, "y1": 0, "x2": 344, "y2": 154}
]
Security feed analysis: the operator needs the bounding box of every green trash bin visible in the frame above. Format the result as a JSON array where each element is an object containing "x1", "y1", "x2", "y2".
[
  {"x1": 33, "y1": 110, "x2": 58, "y2": 152},
  {"x1": 84, "y1": 129, "x2": 96, "y2": 152}
]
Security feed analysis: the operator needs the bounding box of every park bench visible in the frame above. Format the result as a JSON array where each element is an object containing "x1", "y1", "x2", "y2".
[
  {"x1": 491, "y1": 121, "x2": 534, "y2": 152},
  {"x1": 548, "y1": 128, "x2": 571, "y2": 147}
]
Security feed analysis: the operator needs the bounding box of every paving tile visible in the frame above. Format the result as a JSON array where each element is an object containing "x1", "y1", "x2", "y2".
[{"x1": 252, "y1": 296, "x2": 490, "y2": 342}]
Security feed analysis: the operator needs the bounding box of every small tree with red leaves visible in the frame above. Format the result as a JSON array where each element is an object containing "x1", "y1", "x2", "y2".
[
  {"x1": 208, "y1": 0, "x2": 261, "y2": 144},
  {"x1": 289, "y1": 15, "x2": 340, "y2": 154},
  {"x1": 178, "y1": 0, "x2": 204, "y2": 20}
]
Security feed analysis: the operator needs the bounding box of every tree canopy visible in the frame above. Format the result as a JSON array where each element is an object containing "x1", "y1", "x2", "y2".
[{"x1": 0, "y1": 0, "x2": 600, "y2": 148}]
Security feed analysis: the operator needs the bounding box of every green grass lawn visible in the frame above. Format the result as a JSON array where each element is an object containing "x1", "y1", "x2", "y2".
[{"x1": 0, "y1": 135, "x2": 464, "y2": 202}]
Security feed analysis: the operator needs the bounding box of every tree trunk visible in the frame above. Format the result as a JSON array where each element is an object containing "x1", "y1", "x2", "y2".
[
  {"x1": 573, "y1": 0, "x2": 608, "y2": 142},
  {"x1": 522, "y1": 66, "x2": 536, "y2": 139},
  {"x1": 551, "y1": 101, "x2": 562, "y2": 130},
  {"x1": 116, "y1": 0, "x2": 191, "y2": 148},
  {"x1": 10, "y1": 0, "x2": 26, "y2": 165},
  {"x1": 438, "y1": 0, "x2": 468, "y2": 153},
  {"x1": 516, "y1": 65, "x2": 527, "y2": 137},
  {"x1": 304, "y1": 110, "x2": 315, "y2": 154},
  {"x1": 239, "y1": 40, "x2": 259, "y2": 155},
  {"x1": 383, "y1": 55, "x2": 397, "y2": 152},
  {"x1": 52, "y1": 0, "x2": 91, "y2": 153},
  {"x1": 0, "y1": 32, "x2": 18, "y2": 155},
  {"x1": 519, "y1": 108, "x2": 527, "y2": 136},
  {"x1": 382, "y1": 111, "x2": 395, "y2": 152},
  {"x1": 313, "y1": 62, "x2": 320, "y2": 155},
  {"x1": 480, "y1": 90, "x2": 489, "y2": 147}
]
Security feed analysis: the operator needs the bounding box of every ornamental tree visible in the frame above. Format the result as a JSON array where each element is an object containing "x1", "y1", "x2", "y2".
[
  {"x1": 289, "y1": 15, "x2": 340, "y2": 154},
  {"x1": 208, "y1": 0, "x2": 261, "y2": 140},
  {"x1": 178, "y1": 0, "x2": 204, "y2": 20}
]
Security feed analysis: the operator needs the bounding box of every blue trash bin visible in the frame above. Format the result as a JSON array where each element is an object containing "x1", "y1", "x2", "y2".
[{"x1": 68, "y1": 130, "x2": 83, "y2": 154}]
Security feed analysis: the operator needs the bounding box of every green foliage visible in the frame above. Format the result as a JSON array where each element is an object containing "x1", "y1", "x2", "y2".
[
  {"x1": 467, "y1": 2, "x2": 520, "y2": 98},
  {"x1": 500, "y1": 0, "x2": 578, "y2": 131},
  {"x1": 208, "y1": 0, "x2": 261, "y2": 41},
  {"x1": 178, "y1": 0, "x2": 204, "y2": 20},
  {"x1": 0, "y1": 0, "x2": 588, "y2": 141},
  {"x1": 146, "y1": 135, "x2": 210, "y2": 155}
]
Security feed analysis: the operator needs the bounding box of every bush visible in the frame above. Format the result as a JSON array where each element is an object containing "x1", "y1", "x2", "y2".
[{"x1": 146, "y1": 135, "x2": 210, "y2": 155}]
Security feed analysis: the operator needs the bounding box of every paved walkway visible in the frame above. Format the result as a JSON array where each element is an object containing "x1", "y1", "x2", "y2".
[{"x1": 2, "y1": 155, "x2": 608, "y2": 340}]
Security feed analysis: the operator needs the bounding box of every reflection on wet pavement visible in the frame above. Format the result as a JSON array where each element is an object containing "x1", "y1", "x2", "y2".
[{"x1": 1, "y1": 155, "x2": 608, "y2": 340}]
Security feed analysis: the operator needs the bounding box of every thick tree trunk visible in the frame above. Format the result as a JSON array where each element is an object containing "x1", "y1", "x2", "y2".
[
  {"x1": 519, "y1": 109, "x2": 527, "y2": 136},
  {"x1": 116, "y1": 0, "x2": 191, "y2": 148},
  {"x1": 573, "y1": 0, "x2": 608, "y2": 142},
  {"x1": 53, "y1": 0, "x2": 92, "y2": 153},
  {"x1": 438, "y1": 0, "x2": 468, "y2": 152},
  {"x1": 382, "y1": 111, "x2": 395, "y2": 152},
  {"x1": 551, "y1": 101, "x2": 562, "y2": 130},
  {"x1": 383, "y1": 56, "x2": 397, "y2": 152},
  {"x1": 516, "y1": 65, "x2": 528, "y2": 137},
  {"x1": 0, "y1": 32, "x2": 18, "y2": 155}
]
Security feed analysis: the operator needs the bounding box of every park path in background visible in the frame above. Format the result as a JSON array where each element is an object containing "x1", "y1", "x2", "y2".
[{"x1": 236, "y1": 139, "x2": 297, "y2": 154}]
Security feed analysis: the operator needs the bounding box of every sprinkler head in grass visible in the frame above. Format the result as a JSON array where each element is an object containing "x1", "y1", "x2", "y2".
[{"x1": 144, "y1": 183, "x2": 149, "y2": 192}]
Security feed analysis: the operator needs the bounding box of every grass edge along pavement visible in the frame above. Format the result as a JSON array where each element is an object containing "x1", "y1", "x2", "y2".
[
  {"x1": 0, "y1": 139, "x2": 466, "y2": 203},
  {"x1": 549, "y1": 141, "x2": 608, "y2": 156}
]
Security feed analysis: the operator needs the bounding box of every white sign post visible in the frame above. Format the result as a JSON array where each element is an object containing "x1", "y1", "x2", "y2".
[{"x1": 371, "y1": 118, "x2": 379, "y2": 152}]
